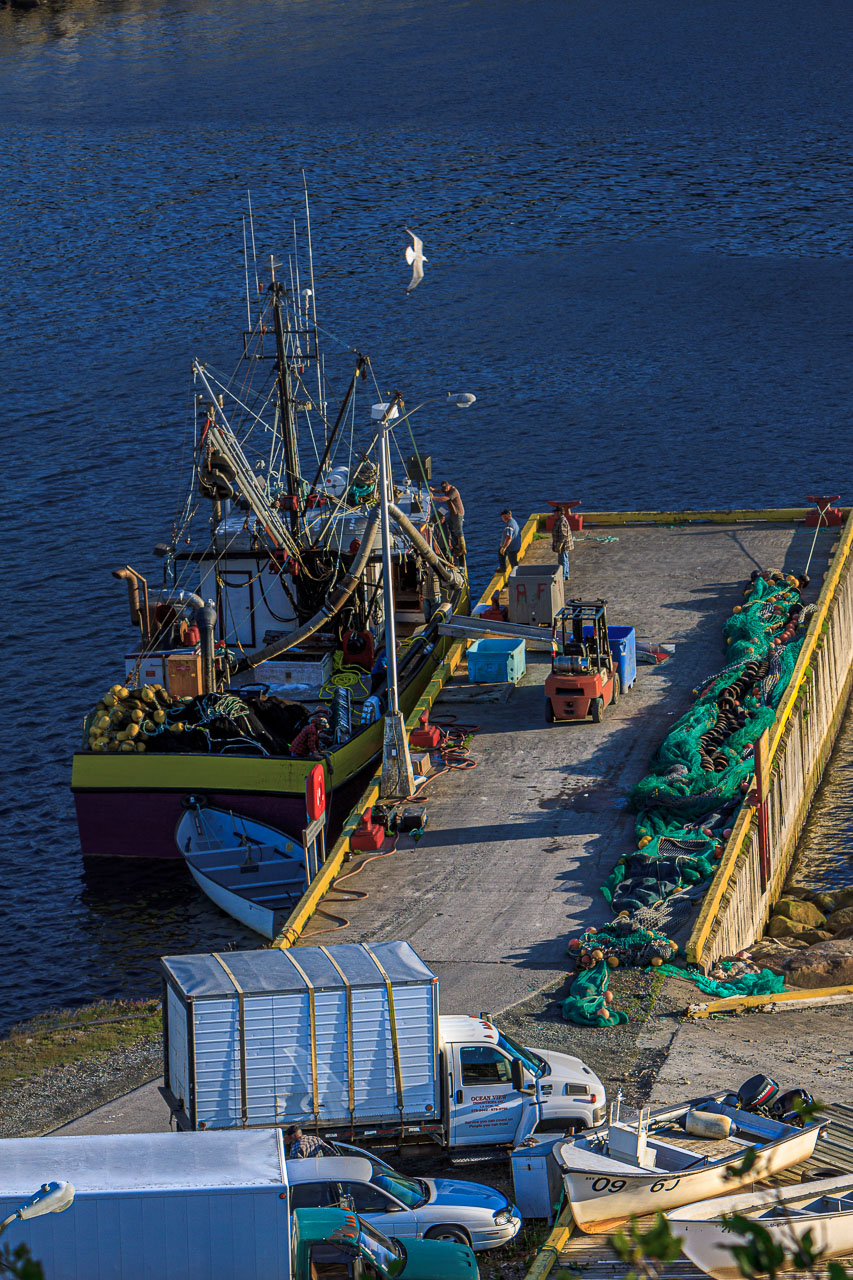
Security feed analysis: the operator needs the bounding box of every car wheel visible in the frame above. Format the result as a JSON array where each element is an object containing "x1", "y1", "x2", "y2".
[{"x1": 425, "y1": 1225, "x2": 471, "y2": 1246}]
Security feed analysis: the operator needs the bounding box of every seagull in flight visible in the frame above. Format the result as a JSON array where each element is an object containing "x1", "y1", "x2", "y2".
[{"x1": 405, "y1": 229, "x2": 427, "y2": 293}]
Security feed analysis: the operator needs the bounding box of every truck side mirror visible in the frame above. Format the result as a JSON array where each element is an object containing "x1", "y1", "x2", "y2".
[{"x1": 510, "y1": 1058, "x2": 526, "y2": 1092}]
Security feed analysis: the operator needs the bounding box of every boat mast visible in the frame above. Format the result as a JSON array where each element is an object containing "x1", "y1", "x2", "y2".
[{"x1": 270, "y1": 270, "x2": 301, "y2": 540}]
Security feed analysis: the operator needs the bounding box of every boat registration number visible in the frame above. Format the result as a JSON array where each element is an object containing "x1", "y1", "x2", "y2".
[{"x1": 589, "y1": 1176, "x2": 681, "y2": 1194}]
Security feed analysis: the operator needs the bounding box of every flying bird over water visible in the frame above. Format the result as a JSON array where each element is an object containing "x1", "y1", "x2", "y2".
[{"x1": 405, "y1": 229, "x2": 427, "y2": 293}]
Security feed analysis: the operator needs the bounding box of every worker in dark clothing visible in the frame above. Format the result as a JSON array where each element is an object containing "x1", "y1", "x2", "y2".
[
  {"x1": 430, "y1": 481, "x2": 465, "y2": 558},
  {"x1": 552, "y1": 505, "x2": 574, "y2": 580},
  {"x1": 499, "y1": 509, "x2": 521, "y2": 572},
  {"x1": 285, "y1": 1125, "x2": 332, "y2": 1158}
]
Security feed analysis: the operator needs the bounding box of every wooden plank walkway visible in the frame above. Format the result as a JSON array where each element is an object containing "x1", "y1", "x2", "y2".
[{"x1": 556, "y1": 1103, "x2": 853, "y2": 1278}]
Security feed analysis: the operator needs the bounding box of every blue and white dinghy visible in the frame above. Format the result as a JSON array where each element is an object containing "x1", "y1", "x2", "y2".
[{"x1": 175, "y1": 801, "x2": 307, "y2": 939}]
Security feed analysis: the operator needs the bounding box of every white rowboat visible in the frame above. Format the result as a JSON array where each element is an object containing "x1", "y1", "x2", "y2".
[
  {"x1": 558, "y1": 1093, "x2": 825, "y2": 1233},
  {"x1": 175, "y1": 804, "x2": 306, "y2": 939},
  {"x1": 667, "y1": 1174, "x2": 853, "y2": 1279}
]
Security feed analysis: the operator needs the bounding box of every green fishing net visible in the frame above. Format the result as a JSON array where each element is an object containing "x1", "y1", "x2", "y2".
[
  {"x1": 656, "y1": 963, "x2": 786, "y2": 999},
  {"x1": 561, "y1": 959, "x2": 629, "y2": 1026}
]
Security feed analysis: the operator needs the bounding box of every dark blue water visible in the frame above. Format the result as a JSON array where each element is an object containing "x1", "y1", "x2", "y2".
[{"x1": 1, "y1": 0, "x2": 852, "y2": 1033}]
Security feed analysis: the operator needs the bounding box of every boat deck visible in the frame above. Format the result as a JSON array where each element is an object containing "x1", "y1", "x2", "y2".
[
  {"x1": 556, "y1": 1101, "x2": 853, "y2": 1278},
  {"x1": 296, "y1": 515, "x2": 836, "y2": 1014}
]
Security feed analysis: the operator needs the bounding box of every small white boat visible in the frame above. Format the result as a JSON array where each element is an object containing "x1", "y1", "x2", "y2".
[
  {"x1": 558, "y1": 1093, "x2": 825, "y2": 1233},
  {"x1": 175, "y1": 803, "x2": 306, "y2": 939},
  {"x1": 667, "y1": 1174, "x2": 853, "y2": 1279}
]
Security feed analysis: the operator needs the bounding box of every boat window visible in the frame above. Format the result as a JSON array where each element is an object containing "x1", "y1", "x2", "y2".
[
  {"x1": 496, "y1": 1030, "x2": 548, "y2": 1078},
  {"x1": 461, "y1": 1046, "x2": 512, "y2": 1085}
]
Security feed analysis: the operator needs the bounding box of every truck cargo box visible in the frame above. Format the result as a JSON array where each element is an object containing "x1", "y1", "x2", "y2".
[
  {"x1": 0, "y1": 1130, "x2": 290, "y2": 1280},
  {"x1": 162, "y1": 941, "x2": 440, "y2": 1132}
]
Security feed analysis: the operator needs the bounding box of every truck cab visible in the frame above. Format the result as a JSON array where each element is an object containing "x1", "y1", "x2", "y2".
[
  {"x1": 291, "y1": 1207, "x2": 479, "y2": 1279},
  {"x1": 439, "y1": 1016, "x2": 605, "y2": 1147}
]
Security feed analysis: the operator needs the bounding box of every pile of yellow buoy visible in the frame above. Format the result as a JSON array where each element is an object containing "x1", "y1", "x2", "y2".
[{"x1": 86, "y1": 684, "x2": 190, "y2": 753}]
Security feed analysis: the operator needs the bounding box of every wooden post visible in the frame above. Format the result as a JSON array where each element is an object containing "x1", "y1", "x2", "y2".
[{"x1": 754, "y1": 728, "x2": 772, "y2": 891}]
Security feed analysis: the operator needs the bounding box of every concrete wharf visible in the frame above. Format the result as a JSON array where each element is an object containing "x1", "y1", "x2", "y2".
[{"x1": 294, "y1": 514, "x2": 837, "y2": 1016}]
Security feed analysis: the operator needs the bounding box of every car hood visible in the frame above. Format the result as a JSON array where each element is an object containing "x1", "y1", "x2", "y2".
[
  {"x1": 401, "y1": 1238, "x2": 479, "y2": 1279},
  {"x1": 535, "y1": 1047, "x2": 602, "y2": 1085},
  {"x1": 425, "y1": 1177, "x2": 509, "y2": 1212}
]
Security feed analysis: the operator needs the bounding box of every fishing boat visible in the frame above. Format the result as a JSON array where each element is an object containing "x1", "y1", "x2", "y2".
[
  {"x1": 666, "y1": 1174, "x2": 853, "y2": 1279},
  {"x1": 558, "y1": 1092, "x2": 825, "y2": 1233},
  {"x1": 71, "y1": 205, "x2": 470, "y2": 858},
  {"x1": 175, "y1": 800, "x2": 311, "y2": 939}
]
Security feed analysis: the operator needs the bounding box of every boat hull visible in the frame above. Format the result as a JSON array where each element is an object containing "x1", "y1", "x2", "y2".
[
  {"x1": 563, "y1": 1125, "x2": 822, "y2": 1234},
  {"x1": 72, "y1": 630, "x2": 452, "y2": 858},
  {"x1": 669, "y1": 1176, "x2": 853, "y2": 1280}
]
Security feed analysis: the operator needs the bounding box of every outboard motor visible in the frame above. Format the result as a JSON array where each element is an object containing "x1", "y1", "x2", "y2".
[
  {"x1": 770, "y1": 1088, "x2": 814, "y2": 1127},
  {"x1": 737, "y1": 1074, "x2": 780, "y2": 1112}
]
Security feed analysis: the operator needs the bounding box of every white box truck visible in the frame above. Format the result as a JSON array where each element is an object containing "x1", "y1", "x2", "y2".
[
  {"x1": 161, "y1": 941, "x2": 605, "y2": 1151},
  {"x1": 0, "y1": 1129, "x2": 292, "y2": 1280},
  {"x1": 0, "y1": 1130, "x2": 480, "y2": 1280}
]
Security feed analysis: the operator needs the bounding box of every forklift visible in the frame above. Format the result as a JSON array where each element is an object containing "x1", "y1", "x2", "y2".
[{"x1": 545, "y1": 600, "x2": 619, "y2": 723}]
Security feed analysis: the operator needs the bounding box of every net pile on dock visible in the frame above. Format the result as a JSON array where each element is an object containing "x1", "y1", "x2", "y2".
[{"x1": 568, "y1": 568, "x2": 812, "y2": 987}]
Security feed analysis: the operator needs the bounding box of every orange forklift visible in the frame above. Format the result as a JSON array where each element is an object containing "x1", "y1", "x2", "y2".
[{"x1": 545, "y1": 600, "x2": 619, "y2": 723}]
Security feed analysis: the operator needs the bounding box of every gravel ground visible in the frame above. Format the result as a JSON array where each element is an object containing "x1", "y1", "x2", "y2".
[{"x1": 0, "y1": 1038, "x2": 163, "y2": 1138}]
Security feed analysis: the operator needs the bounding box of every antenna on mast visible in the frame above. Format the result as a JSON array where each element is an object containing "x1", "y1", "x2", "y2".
[
  {"x1": 247, "y1": 191, "x2": 261, "y2": 297},
  {"x1": 242, "y1": 217, "x2": 252, "y2": 331},
  {"x1": 302, "y1": 172, "x2": 322, "y2": 406}
]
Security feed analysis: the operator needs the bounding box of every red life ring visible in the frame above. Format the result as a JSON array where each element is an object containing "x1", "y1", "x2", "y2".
[{"x1": 306, "y1": 763, "x2": 326, "y2": 820}]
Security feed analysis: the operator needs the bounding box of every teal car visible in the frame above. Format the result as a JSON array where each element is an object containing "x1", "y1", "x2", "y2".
[{"x1": 292, "y1": 1207, "x2": 479, "y2": 1278}]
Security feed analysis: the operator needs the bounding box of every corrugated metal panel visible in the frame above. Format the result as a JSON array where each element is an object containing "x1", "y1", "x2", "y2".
[
  {"x1": 193, "y1": 997, "x2": 244, "y2": 1128},
  {"x1": 3, "y1": 1188, "x2": 292, "y2": 1280},
  {"x1": 166, "y1": 983, "x2": 189, "y2": 1107}
]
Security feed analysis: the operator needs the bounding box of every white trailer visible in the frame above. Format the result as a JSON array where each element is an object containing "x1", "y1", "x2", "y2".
[
  {"x1": 0, "y1": 1129, "x2": 291, "y2": 1280},
  {"x1": 162, "y1": 941, "x2": 606, "y2": 1149}
]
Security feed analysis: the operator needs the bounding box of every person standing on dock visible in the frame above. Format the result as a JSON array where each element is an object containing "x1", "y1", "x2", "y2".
[
  {"x1": 430, "y1": 480, "x2": 465, "y2": 559},
  {"x1": 552, "y1": 505, "x2": 573, "y2": 580},
  {"x1": 499, "y1": 508, "x2": 521, "y2": 571}
]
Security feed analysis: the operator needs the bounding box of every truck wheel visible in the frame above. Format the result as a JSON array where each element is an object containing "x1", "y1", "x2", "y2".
[
  {"x1": 591, "y1": 697, "x2": 603, "y2": 724},
  {"x1": 545, "y1": 698, "x2": 555, "y2": 724},
  {"x1": 426, "y1": 1225, "x2": 471, "y2": 1246}
]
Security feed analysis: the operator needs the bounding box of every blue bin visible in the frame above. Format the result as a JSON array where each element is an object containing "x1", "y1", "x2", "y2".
[
  {"x1": 467, "y1": 637, "x2": 527, "y2": 685},
  {"x1": 581, "y1": 625, "x2": 637, "y2": 690}
]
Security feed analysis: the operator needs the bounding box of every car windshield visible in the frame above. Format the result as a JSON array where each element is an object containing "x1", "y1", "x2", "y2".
[
  {"x1": 357, "y1": 1218, "x2": 406, "y2": 1276},
  {"x1": 372, "y1": 1169, "x2": 428, "y2": 1208},
  {"x1": 497, "y1": 1029, "x2": 548, "y2": 1078}
]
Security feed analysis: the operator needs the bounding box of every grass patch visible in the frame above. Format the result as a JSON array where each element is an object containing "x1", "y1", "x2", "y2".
[{"x1": 0, "y1": 999, "x2": 162, "y2": 1090}]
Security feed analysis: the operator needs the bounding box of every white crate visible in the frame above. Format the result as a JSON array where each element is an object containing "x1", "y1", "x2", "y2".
[
  {"x1": 241, "y1": 650, "x2": 333, "y2": 688},
  {"x1": 125, "y1": 652, "x2": 167, "y2": 688}
]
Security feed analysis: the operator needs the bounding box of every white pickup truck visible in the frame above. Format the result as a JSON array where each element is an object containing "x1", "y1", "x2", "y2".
[{"x1": 162, "y1": 941, "x2": 605, "y2": 1151}]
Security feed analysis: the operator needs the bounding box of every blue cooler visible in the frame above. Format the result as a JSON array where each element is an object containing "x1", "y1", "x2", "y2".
[{"x1": 467, "y1": 637, "x2": 527, "y2": 684}]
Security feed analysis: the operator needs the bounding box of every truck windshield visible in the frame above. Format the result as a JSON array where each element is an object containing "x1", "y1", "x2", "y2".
[
  {"x1": 372, "y1": 1170, "x2": 428, "y2": 1208},
  {"x1": 358, "y1": 1219, "x2": 405, "y2": 1277},
  {"x1": 497, "y1": 1030, "x2": 548, "y2": 1078}
]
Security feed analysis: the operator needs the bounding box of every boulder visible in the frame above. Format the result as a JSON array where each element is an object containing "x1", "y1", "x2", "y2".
[
  {"x1": 824, "y1": 906, "x2": 853, "y2": 934},
  {"x1": 800, "y1": 928, "x2": 833, "y2": 945},
  {"x1": 766, "y1": 915, "x2": 812, "y2": 939},
  {"x1": 774, "y1": 897, "x2": 827, "y2": 928},
  {"x1": 778, "y1": 886, "x2": 813, "y2": 901},
  {"x1": 783, "y1": 939, "x2": 853, "y2": 989},
  {"x1": 813, "y1": 887, "x2": 853, "y2": 915}
]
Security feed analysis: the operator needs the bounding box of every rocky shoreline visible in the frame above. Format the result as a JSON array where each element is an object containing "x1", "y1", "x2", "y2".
[{"x1": 751, "y1": 885, "x2": 853, "y2": 987}]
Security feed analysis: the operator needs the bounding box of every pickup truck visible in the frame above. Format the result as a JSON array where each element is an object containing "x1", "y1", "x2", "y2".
[
  {"x1": 292, "y1": 1208, "x2": 479, "y2": 1279},
  {"x1": 162, "y1": 941, "x2": 606, "y2": 1149}
]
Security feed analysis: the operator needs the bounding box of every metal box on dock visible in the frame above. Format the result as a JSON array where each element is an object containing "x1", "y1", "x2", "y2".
[
  {"x1": 467, "y1": 637, "x2": 527, "y2": 684},
  {"x1": 582, "y1": 624, "x2": 637, "y2": 690},
  {"x1": 161, "y1": 941, "x2": 440, "y2": 1132},
  {"x1": 0, "y1": 1130, "x2": 291, "y2": 1280},
  {"x1": 510, "y1": 1133, "x2": 564, "y2": 1222},
  {"x1": 508, "y1": 563, "x2": 563, "y2": 625}
]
